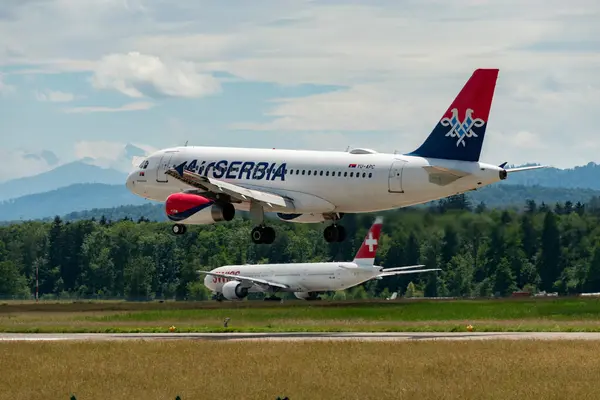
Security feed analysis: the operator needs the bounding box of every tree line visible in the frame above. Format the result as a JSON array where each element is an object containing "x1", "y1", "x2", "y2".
[{"x1": 3, "y1": 195, "x2": 600, "y2": 300}]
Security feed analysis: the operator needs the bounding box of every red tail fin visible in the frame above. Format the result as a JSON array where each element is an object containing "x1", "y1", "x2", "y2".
[
  {"x1": 353, "y1": 216, "x2": 383, "y2": 265},
  {"x1": 407, "y1": 68, "x2": 499, "y2": 162}
]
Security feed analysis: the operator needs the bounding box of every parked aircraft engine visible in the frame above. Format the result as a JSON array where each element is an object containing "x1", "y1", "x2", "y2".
[
  {"x1": 222, "y1": 281, "x2": 249, "y2": 300},
  {"x1": 165, "y1": 192, "x2": 235, "y2": 225},
  {"x1": 277, "y1": 213, "x2": 344, "y2": 224},
  {"x1": 294, "y1": 291, "x2": 321, "y2": 300}
]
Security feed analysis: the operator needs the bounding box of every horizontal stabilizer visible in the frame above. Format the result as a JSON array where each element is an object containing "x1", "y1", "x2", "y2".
[
  {"x1": 422, "y1": 166, "x2": 470, "y2": 186},
  {"x1": 377, "y1": 265, "x2": 426, "y2": 272},
  {"x1": 505, "y1": 165, "x2": 549, "y2": 173},
  {"x1": 378, "y1": 268, "x2": 441, "y2": 277}
]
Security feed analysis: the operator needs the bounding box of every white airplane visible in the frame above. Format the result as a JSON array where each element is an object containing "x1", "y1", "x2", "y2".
[
  {"x1": 125, "y1": 68, "x2": 546, "y2": 244},
  {"x1": 197, "y1": 217, "x2": 440, "y2": 301}
]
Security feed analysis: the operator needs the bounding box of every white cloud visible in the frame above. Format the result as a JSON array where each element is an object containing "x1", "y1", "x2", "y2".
[
  {"x1": 90, "y1": 52, "x2": 221, "y2": 98},
  {"x1": 0, "y1": 148, "x2": 55, "y2": 182},
  {"x1": 73, "y1": 140, "x2": 158, "y2": 172},
  {"x1": 0, "y1": 72, "x2": 15, "y2": 95},
  {"x1": 63, "y1": 101, "x2": 154, "y2": 113},
  {"x1": 34, "y1": 89, "x2": 75, "y2": 102},
  {"x1": 1, "y1": 0, "x2": 599, "y2": 167}
]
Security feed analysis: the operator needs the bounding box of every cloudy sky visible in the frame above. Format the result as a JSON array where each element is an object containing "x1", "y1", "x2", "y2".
[{"x1": 1, "y1": 0, "x2": 599, "y2": 181}]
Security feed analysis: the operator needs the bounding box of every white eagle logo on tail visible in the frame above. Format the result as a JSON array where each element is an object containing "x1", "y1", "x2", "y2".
[{"x1": 441, "y1": 108, "x2": 485, "y2": 147}]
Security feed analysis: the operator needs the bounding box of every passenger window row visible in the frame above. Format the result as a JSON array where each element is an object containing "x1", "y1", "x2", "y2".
[{"x1": 286, "y1": 169, "x2": 373, "y2": 179}]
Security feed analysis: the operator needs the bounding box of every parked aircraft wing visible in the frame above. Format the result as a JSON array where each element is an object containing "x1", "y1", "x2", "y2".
[
  {"x1": 166, "y1": 163, "x2": 295, "y2": 210},
  {"x1": 196, "y1": 270, "x2": 289, "y2": 290}
]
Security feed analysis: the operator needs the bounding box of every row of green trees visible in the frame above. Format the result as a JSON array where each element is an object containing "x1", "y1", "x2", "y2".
[{"x1": 2, "y1": 197, "x2": 600, "y2": 300}]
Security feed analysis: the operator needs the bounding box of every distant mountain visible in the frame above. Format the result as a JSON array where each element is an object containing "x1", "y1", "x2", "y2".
[
  {"x1": 0, "y1": 161, "x2": 127, "y2": 201},
  {"x1": 0, "y1": 142, "x2": 156, "y2": 201},
  {"x1": 23, "y1": 150, "x2": 59, "y2": 166},
  {"x1": 0, "y1": 183, "x2": 153, "y2": 221},
  {"x1": 501, "y1": 162, "x2": 600, "y2": 190},
  {"x1": 2, "y1": 181, "x2": 600, "y2": 223}
]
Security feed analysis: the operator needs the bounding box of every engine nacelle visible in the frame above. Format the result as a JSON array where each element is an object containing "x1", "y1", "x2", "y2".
[
  {"x1": 277, "y1": 213, "x2": 344, "y2": 224},
  {"x1": 165, "y1": 193, "x2": 235, "y2": 224},
  {"x1": 294, "y1": 291, "x2": 320, "y2": 300},
  {"x1": 222, "y1": 281, "x2": 249, "y2": 301}
]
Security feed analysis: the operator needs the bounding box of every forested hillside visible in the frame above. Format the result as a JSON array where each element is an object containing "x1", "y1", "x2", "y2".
[
  {"x1": 3, "y1": 196, "x2": 600, "y2": 301},
  {"x1": 6, "y1": 183, "x2": 598, "y2": 225},
  {"x1": 3, "y1": 179, "x2": 600, "y2": 223}
]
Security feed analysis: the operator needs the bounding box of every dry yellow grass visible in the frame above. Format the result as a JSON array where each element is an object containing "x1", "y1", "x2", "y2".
[{"x1": 0, "y1": 340, "x2": 599, "y2": 400}]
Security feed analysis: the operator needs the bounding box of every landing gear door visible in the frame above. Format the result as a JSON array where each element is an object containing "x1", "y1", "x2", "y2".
[
  {"x1": 388, "y1": 160, "x2": 406, "y2": 193},
  {"x1": 156, "y1": 151, "x2": 178, "y2": 183}
]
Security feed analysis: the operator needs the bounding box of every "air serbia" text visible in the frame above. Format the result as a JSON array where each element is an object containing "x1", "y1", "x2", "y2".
[{"x1": 184, "y1": 159, "x2": 287, "y2": 181}]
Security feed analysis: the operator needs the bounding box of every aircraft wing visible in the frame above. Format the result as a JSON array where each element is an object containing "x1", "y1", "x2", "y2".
[
  {"x1": 166, "y1": 163, "x2": 295, "y2": 210},
  {"x1": 196, "y1": 270, "x2": 289, "y2": 290}
]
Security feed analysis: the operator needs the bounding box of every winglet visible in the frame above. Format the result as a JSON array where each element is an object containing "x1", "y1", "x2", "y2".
[{"x1": 173, "y1": 162, "x2": 186, "y2": 177}]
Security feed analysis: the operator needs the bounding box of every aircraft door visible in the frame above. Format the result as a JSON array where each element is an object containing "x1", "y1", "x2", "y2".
[
  {"x1": 156, "y1": 151, "x2": 178, "y2": 183},
  {"x1": 388, "y1": 160, "x2": 406, "y2": 193}
]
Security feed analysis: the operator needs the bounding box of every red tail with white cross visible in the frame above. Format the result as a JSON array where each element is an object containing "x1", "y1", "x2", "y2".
[{"x1": 353, "y1": 216, "x2": 383, "y2": 266}]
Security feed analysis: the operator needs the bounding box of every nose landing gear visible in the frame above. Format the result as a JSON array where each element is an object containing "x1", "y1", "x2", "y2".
[{"x1": 172, "y1": 224, "x2": 187, "y2": 235}]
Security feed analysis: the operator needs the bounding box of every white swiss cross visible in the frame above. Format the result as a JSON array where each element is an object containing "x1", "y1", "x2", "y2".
[{"x1": 365, "y1": 232, "x2": 378, "y2": 252}]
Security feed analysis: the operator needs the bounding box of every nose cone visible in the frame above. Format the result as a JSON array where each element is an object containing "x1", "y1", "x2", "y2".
[
  {"x1": 126, "y1": 171, "x2": 135, "y2": 192},
  {"x1": 126, "y1": 170, "x2": 141, "y2": 194},
  {"x1": 203, "y1": 273, "x2": 216, "y2": 291}
]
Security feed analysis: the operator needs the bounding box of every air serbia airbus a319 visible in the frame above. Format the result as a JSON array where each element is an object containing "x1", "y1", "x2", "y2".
[
  {"x1": 125, "y1": 68, "x2": 546, "y2": 245},
  {"x1": 198, "y1": 217, "x2": 439, "y2": 301}
]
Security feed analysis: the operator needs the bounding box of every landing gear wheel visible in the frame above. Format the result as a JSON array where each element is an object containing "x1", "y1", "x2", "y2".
[
  {"x1": 336, "y1": 226, "x2": 346, "y2": 242},
  {"x1": 251, "y1": 226, "x2": 276, "y2": 244},
  {"x1": 212, "y1": 293, "x2": 224, "y2": 302},
  {"x1": 324, "y1": 225, "x2": 338, "y2": 242},
  {"x1": 324, "y1": 225, "x2": 346, "y2": 242},
  {"x1": 172, "y1": 223, "x2": 186, "y2": 235},
  {"x1": 251, "y1": 226, "x2": 264, "y2": 244},
  {"x1": 262, "y1": 226, "x2": 275, "y2": 244}
]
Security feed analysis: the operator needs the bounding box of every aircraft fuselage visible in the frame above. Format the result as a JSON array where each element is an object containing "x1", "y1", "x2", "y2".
[{"x1": 126, "y1": 145, "x2": 504, "y2": 216}]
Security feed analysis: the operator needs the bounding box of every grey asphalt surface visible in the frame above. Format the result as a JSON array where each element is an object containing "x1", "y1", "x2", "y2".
[{"x1": 2, "y1": 332, "x2": 600, "y2": 342}]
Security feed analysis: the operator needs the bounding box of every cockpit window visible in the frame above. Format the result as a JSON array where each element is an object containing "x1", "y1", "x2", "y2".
[{"x1": 139, "y1": 160, "x2": 149, "y2": 169}]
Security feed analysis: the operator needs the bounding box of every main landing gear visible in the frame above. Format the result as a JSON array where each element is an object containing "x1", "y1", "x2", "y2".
[
  {"x1": 251, "y1": 225, "x2": 275, "y2": 245},
  {"x1": 263, "y1": 294, "x2": 281, "y2": 301},
  {"x1": 172, "y1": 223, "x2": 187, "y2": 235},
  {"x1": 323, "y1": 224, "x2": 346, "y2": 243},
  {"x1": 250, "y1": 202, "x2": 276, "y2": 245}
]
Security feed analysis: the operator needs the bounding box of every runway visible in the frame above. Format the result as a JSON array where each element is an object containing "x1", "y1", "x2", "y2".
[{"x1": 2, "y1": 332, "x2": 600, "y2": 342}]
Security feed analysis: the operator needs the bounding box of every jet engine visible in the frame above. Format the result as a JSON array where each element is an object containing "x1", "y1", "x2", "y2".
[
  {"x1": 165, "y1": 192, "x2": 235, "y2": 224},
  {"x1": 222, "y1": 281, "x2": 249, "y2": 301},
  {"x1": 294, "y1": 291, "x2": 321, "y2": 300}
]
